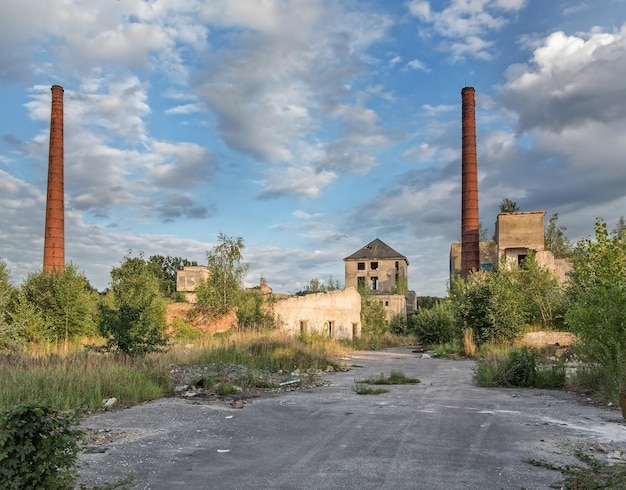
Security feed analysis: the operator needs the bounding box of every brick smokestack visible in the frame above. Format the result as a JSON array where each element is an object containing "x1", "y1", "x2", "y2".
[
  {"x1": 461, "y1": 87, "x2": 479, "y2": 278},
  {"x1": 43, "y1": 85, "x2": 65, "y2": 272}
]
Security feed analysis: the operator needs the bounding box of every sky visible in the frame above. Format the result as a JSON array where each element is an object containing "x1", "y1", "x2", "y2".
[{"x1": 1, "y1": 0, "x2": 626, "y2": 297}]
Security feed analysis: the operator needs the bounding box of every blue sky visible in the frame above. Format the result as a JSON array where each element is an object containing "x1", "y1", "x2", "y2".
[{"x1": 1, "y1": 0, "x2": 626, "y2": 296}]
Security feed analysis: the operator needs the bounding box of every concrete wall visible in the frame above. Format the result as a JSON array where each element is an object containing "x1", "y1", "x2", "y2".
[
  {"x1": 176, "y1": 266, "x2": 209, "y2": 303},
  {"x1": 271, "y1": 287, "x2": 362, "y2": 340},
  {"x1": 450, "y1": 241, "x2": 498, "y2": 277},
  {"x1": 496, "y1": 212, "x2": 545, "y2": 260},
  {"x1": 375, "y1": 294, "x2": 407, "y2": 323},
  {"x1": 344, "y1": 258, "x2": 408, "y2": 293}
]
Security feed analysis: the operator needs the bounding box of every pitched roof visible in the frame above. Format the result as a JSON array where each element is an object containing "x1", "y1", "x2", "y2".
[{"x1": 344, "y1": 238, "x2": 408, "y2": 264}]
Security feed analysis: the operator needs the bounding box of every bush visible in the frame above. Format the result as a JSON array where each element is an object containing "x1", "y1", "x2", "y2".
[
  {"x1": 0, "y1": 402, "x2": 81, "y2": 489},
  {"x1": 408, "y1": 300, "x2": 456, "y2": 345},
  {"x1": 474, "y1": 347, "x2": 565, "y2": 389}
]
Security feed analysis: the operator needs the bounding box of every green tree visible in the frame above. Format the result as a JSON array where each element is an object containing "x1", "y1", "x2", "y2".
[
  {"x1": 294, "y1": 277, "x2": 342, "y2": 296},
  {"x1": 358, "y1": 286, "x2": 388, "y2": 338},
  {"x1": 236, "y1": 289, "x2": 274, "y2": 330},
  {"x1": 566, "y1": 219, "x2": 626, "y2": 393},
  {"x1": 0, "y1": 260, "x2": 20, "y2": 352},
  {"x1": 499, "y1": 198, "x2": 520, "y2": 213},
  {"x1": 196, "y1": 234, "x2": 249, "y2": 319},
  {"x1": 613, "y1": 216, "x2": 626, "y2": 240},
  {"x1": 17, "y1": 264, "x2": 98, "y2": 346},
  {"x1": 99, "y1": 251, "x2": 167, "y2": 355},
  {"x1": 148, "y1": 255, "x2": 194, "y2": 298},
  {"x1": 408, "y1": 300, "x2": 456, "y2": 344},
  {"x1": 544, "y1": 213, "x2": 573, "y2": 258},
  {"x1": 390, "y1": 276, "x2": 408, "y2": 295}
]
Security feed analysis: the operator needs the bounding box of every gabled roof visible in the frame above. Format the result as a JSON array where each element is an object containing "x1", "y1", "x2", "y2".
[{"x1": 344, "y1": 238, "x2": 408, "y2": 264}]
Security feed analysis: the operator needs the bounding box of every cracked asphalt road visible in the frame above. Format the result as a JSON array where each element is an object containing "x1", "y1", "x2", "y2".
[{"x1": 78, "y1": 346, "x2": 626, "y2": 489}]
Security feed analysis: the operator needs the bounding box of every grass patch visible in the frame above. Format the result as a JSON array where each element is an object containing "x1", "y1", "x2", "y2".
[
  {"x1": 214, "y1": 383, "x2": 239, "y2": 396},
  {"x1": 353, "y1": 381, "x2": 388, "y2": 395},
  {"x1": 527, "y1": 451, "x2": 626, "y2": 489},
  {"x1": 357, "y1": 370, "x2": 420, "y2": 385},
  {"x1": 473, "y1": 347, "x2": 565, "y2": 389}
]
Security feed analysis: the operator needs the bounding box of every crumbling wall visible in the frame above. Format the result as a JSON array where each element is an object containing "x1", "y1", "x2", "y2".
[{"x1": 271, "y1": 287, "x2": 361, "y2": 340}]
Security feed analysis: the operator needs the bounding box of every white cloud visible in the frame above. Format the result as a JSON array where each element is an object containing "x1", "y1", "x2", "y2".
[
  {"x1": 407, "y1": 0, "x2": 527, "y2": 60},
  {"x1": 406, "y1": 59, "x2": 429, "y2": 71}
]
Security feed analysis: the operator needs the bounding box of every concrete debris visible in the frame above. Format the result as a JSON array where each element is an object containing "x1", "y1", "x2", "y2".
[
  {"x1": 231, "y1": 400, "x2": 244, "y2": 409},
  {"x1": 102, "y1": 397, "x2": 117, "y2": 409}
]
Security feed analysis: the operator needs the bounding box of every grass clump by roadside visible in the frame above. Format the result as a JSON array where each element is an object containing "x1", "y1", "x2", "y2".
[
  {"x1": 473, "y1": 346, "x2": 566, "y2": 389},
  {"x1": 357, "y1": 370, "x2": 420, "y2": 385},
  {"x1": 353, "y1": 382, "x2": 388, "y2": 395},
  {"x1": 527, "y1": 451, "x2": 626, "y2": 489},
  {"x1": 0, "y1": 352, "x2": 171, "y2": 412}
]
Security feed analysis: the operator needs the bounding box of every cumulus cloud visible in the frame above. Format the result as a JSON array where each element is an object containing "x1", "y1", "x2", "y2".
[{"x1": 407, "y1": 0, "x2": 527, "y2": 60}]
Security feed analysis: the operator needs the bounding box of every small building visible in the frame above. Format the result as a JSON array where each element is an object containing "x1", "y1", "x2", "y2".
[
  {"x1": 344, "y1": 238, "x2": 416, "y2": 323},
  {"x1": 176, "y1": 265, "x2": 209, "y2": 303},
  {"x1": 450, "y1": 211, "x2": 572, "y2": 283}
]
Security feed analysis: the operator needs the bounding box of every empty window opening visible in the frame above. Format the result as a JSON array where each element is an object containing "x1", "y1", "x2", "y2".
[
  {"x1": 299, "y1": 321, "x2": 308, "y2": 334},
  {"x1": 352, "y1": 323, "x2": 359, "y2": 339},
  {"x1": 357, "y1": 277, "x2": 366, "y2": 289},
  {"x1": 370, "y1": 262, "x2": 378, "y2": 270},
  {"x1": 385, "y1": 301, "x2": 389, "y2": 307},
  {"x1": 370, "y1": 276, "x2": 378, "y2": 290},
  {"x1": 327, "y1": 321, "x2": 335, "y2": 338},
  {"x1": 517, "y1": 254, "x2": 527, "y2": 266},
  {"x1": 357, "y1": 262, "x2": 365, "y2": 270},
  {"x1": 395, "y1": 261, "x2": 399, "y2": 270}
]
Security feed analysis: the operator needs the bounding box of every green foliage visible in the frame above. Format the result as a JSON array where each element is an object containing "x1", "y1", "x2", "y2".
[
  {"x1": 293, "y1": 277, "x2": 342, "y2": 296},
  {"x1": 499, "y1": 198, "x2": 520, "y2": 213},
  {"x1": 148, "y1": 255, "x2": 194, "y2": 298},
  {"x1": 359, "y1": 287, "x2": 388, "y2": 340},
  {"x1": 416, "y1": 296, "x2": 443, "y2": 310},
  {"x1": 451, "y1": 269, "x2": 526, "y2": 345},
  {"x1": 388, "y1": 313, "x2": 407, "y2": 334},
  {"x1": 357, "y1": 370, "x2": 420, "y2": 385},
  {"x1": 236, "y1": 289, "x2": 275, "y2": 330},
  {"x1": 353, "y1": 381, "x2": 388, "y2": 395},
  {"x1": 566, "y1": 218, "x2": 626, "y2": 394},
  {"x1": 196, "y1": 234, "x2": 249, "y2": 319},
  {"x1": 16, "y1": 264, "x2": 99, "y2": 345},
  {"x1": 99, "y1": 251, "x2": 168, "y2": 356},
  {"x1": 170, "y1": 317, "x2": 204, "y2": 341},
  {"x1": 390, "y1": 276, "x2": 408, "y2": 295},
  {"x1": 544, "y1": 213, "x2": 573, "y2": 258},
  {"x1": 0, "y1": 402, "x2": 81, "y2": 489},
  {"x1": 0, "y1": 260, "x2": 21, "y2": 353},
  {"x1": 214, "y1": 383, "x2": 238, "y2": 396},
  {"x1": 528, "y1": 451, "x2": 626, "y2": 490},
  {"x1": 408, "y1": 300, "x2": 456, "y2": 344},
  {"x1": 473, "y1": 347, "x2": 565, "y2": 389}
]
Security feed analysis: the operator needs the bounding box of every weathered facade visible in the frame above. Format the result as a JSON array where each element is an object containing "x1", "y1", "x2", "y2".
[
  {"x1": 450, "y1": 211, "x2": 572, "y2": 284},
  {"x1": 270, "y1": 287, "x2": 362, "y2": 340},
  {"x1": 176, "y1": 265, "x2": 209, "y2": 303},
  {"x1": 344, "y1": 238, "x2": 414, "y2": 322}
]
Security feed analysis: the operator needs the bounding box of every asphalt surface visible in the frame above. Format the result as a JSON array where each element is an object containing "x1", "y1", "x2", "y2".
[{"x1": 77, "y1": 347, "x2": 626, "y2": 489}]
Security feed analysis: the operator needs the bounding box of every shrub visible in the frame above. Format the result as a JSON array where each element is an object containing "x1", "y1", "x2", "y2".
[
  {"x1": 0, "y1": 402, "x2": 81, "y2": 489},
  {"x1": 408, "y1": 300, "x2": 456, "y2": 345}
]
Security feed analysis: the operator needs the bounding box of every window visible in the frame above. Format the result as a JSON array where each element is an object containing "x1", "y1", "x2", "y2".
[
  {"x1": 327, "y1": 321, "x2": 335, "y2": 338},
  {"x1": 517, "y1": 254, "x2": 527, "y2": 266},
  {"x1": 357, "y1": 277, "x2": 366, "y2": 288},
  {"x1": 370, "y1": 276, "x2": 378, "y2": 290},
  {"x1": 371, "y1": 261, "x2": 378, "y2": 270},
  {"x1": 357, "y1": 262, "x2": 365, "y2": 270},
  {"x1": 395, "y1": 261, "x2": 399, "y2": 270},
  {"x1": 385, "y1": 301, "x2": 389, "y2": 307},
  {"x1": 299, "y1": 321, "x2": 308, "y2": 334}
]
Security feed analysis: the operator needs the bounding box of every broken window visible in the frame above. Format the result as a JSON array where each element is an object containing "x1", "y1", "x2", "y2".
[
  {"x1": 371, "y1": 261, "x2": 378, "y2": 270},
  {"x1": 395, "y1": 261, "x2": 399, "y2": 270},
  {"x1": 517, "y1": 254, "x2": 527, "y2": 266},
  {"x1": 370, "y1": 276, "x2": 378, "y2": 290},
  {"x1": 299, "y1": 321, "x2": 308, "y2": 334},
  {"x1": 357, "y1": 277, "x2": 366, "y2": 289},
  {"x1": 357, "y1": 262, "x2": 365, "y2": 270},
  {"x1": 385, "y1": 301, "x2": 389, "y2": 307},
  {"x1": 327, "y1": 321, "x2": 335, "y2": 338}
]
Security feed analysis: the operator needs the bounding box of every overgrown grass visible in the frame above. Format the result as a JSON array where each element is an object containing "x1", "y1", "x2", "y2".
[
  {"x1": 473, "y1": 347, "x2": 566, "y2": 389},
  {"x1": 0, "y1": 352, "x2": 171, "y2": 411},
  {"x1": 353, "y1": 381, "x2": 388, "y2": 395},
  {"x1": 357, "y1": 370, "x2": 420, "y2": 385},
  {"x1": 527, "y1": 451, "x2": 626, "y2": 489},
  {"x1": 348, "y1": 332, "x2": 413, "y2": 350},
  {"x1": 567, "y1": 363, "x2": 621, "y2": 404}
]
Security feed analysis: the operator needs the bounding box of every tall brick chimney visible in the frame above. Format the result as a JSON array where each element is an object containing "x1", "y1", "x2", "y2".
[
  {"x1": 43, "y1": 85, "x2": 65, "y2": 272},
  {"x1": 461, "y1": 87, "x2": 479, "y2": 278}
]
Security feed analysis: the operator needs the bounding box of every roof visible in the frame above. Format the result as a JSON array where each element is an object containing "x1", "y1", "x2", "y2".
[{"x1": 344, "y1": 238, "x2": 408, "y2": 264}]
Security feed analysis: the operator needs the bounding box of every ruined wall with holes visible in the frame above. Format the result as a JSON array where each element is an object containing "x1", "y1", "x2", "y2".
[{"x1": 270, "y1": 287, "x2": 362, "y2": 340}]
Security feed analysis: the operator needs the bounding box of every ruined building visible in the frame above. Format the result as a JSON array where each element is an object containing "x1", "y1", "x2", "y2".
[
  {"x1": 344, "y1": 238, "x2": 416, "y2": 323},
  {"x1": 43, "y1": 85, "x2": 65, "y2": 272}
]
